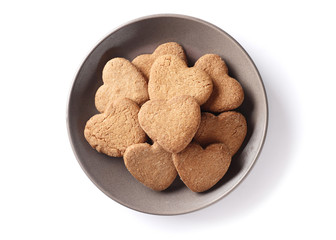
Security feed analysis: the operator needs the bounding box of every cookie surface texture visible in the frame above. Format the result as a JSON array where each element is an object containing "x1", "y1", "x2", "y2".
[
  {"x1": 84, "y1": 98, "x2": 146, "y2": 157},
  {"x1": 194, "y1": 112, "x2": 247, "y2": 155},
  {"x1": 124, "y1": 142, "x2": 177, "y2": 191},
  {"x1": 148, "y1": 54, "x2": 213, "y2": 105},
  {"x1": 95, "y1": 58, "x2": 149, "y2": 112},
  {"x1": 195, "y1": 54, "x2": 244, "y2": 112},
  {"x1": 173, "y1": 142, "x2": 231, "y2": 192},
  {"x1": 132, "y1": 42, "x2": 187, "y2": 79},
  {"x1": 138, "y1": 95, "x2": 201, "y2": 154}
]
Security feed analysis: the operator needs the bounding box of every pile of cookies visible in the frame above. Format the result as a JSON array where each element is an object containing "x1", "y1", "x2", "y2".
[{"x1": 84, "y1": 42, "x2": 247, "y2": 192}]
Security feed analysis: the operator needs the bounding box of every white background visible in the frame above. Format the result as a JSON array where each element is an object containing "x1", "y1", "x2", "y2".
[{"x1": 1, "y1": 0, "x2": 335, "y2": 239}]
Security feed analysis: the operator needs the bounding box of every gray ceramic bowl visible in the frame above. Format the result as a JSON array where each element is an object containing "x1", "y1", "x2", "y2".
[{"x1": 67, "y1": 14, "x2": 268, "y2": 215}]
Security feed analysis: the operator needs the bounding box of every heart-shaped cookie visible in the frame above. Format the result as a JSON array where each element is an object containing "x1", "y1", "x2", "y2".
[
  {"x1": 148, "y1": 55, "x2": 213, "y2": 105},
  {"x1": 124, "y1": 142, "x2": 177, "y2": 191},
  {"x1": 84, "y1": 98, "x2": 146, "y2": 157},
  {"x1": 194, "y1": 54, "x2": 244, "y2": 112},
  {"x1": 138, "y1": 95, "x2": 201, "y2": 153},
  {"x1": 132, "y1": 42, "x2": 187, "y2": 79},
  {"x1": 194, "y1": 112, "x2": 247, "y2": 155},
  {"x1": 95, "y1": 57, "x2": 149, "y2": 112},
  {"x1": 173, "y1": 142, "x2": 231, "y2": 192}
]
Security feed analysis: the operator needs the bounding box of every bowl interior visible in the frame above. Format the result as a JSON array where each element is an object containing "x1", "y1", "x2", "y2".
[{"x1": 67, "y1": 15, "x2": 268, "y2": 215}]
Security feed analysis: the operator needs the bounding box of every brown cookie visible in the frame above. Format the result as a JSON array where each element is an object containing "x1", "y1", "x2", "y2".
[
  {"x1": 84, "y1": 98, "x2": 146, "y2": 157},
  {"x1": 95, "y1": 57, "x2": 149, "y2": 112},
  {"x1": 132, "y1": 42, "x2": 187, "y2": 79},
  {"x1": 194, "y1": 112, "x2": 247, "y2": 155},
  {"x1": 173, "y1": 142, "x2": 231, "y2": 192},
  {"x1": 124, "y1": 142, "x2": 177, "y2": 191},
  {"x1": 194, "y1": 54, "x2": 244, "y2": 112},
  {"x1": 148, "y1": 54, "x2": 213, "y2": 105},
  {"x1": 138, "y1": 95, "x2": 201, "y2": 153}
]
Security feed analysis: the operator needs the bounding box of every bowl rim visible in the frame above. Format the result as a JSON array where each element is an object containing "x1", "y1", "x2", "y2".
[{"x1": 66, "y1": 13, "x2": 269, "y2": 215}]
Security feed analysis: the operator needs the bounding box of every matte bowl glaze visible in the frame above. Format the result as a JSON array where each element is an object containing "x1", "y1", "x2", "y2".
[{"x1": 67, "y1": 14, "x2": 268, "y2": 215}]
